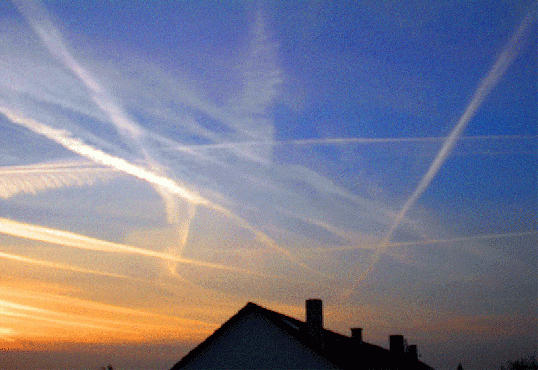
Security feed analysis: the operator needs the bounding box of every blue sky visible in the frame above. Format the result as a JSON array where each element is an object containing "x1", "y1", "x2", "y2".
[{"x1": 0, "y1": 1, "x2": 536, "y2": 369}]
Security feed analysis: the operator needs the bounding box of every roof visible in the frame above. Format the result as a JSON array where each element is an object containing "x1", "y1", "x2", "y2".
[{"x1": 171, "y1": 302, "x2": 435, "y2": 370}]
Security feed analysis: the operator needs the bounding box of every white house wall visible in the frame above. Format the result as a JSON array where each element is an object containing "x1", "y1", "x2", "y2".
[{"x1": 178, "y1": 310, "x2": 338, "y2": 369}]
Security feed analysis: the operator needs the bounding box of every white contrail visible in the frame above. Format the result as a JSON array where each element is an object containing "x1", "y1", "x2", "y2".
[
  {"x1": 357, "y1": 9, "x2": 536, "y2": 282},
  {"x1": 0, "y1": 217, "x2": 268, "y2": 276},
  {"x1": 1, "y1": 108, "x2": 319, "y2": 273},
  {"x1": 0, "y1": 250, "x2": 145, "y2": 281},
  {"x1": 7, "y1": 0, "x2": 321, "y2": 273},
  {"x1": 1, "y1": 107, "x2": 208, "y2": 206},
  {"x1": 301, "y1": 231, "x2": 537, "y2": 252},
  {"x1": 12, "y1": 0, "x2": 142, "y2": 141},
  {"x1": 0, "y1": 160, "x2": 118, "y2": 198},
  {"x1": 168, "y1": 134, "x2": 536, "y2": 151},
  {"x1": 11, "y1": 0, "x2": 207, "y2": 253}
]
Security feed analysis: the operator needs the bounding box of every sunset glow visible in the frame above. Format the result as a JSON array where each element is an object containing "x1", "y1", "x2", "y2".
[{"x1": 0, "y1": 0, "x2": 535, "y2": 369}]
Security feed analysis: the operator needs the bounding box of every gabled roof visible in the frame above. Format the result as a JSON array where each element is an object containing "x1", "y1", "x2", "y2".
[{"x1": 171, "y1": 302, "x2": 435, "y2": 370}]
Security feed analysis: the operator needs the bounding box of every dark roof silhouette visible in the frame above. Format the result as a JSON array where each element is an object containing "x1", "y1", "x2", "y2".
[{"x1": 170, "y1": 300, "x2": 435, "y2": 370}]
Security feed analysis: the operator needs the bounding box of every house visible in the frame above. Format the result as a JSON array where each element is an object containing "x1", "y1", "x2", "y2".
[{"x1": 170, "y1": 299, "x2": 435, "y2": 370}]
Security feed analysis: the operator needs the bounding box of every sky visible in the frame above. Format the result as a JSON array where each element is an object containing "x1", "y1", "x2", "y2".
[{"x1": 0, "y1": 1, "x2": 536, "y2": 369}]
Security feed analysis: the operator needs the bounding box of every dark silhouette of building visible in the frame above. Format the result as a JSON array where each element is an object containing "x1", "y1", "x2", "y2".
[{"x1": 170, "y1": 299, "x2": 435, "y2": 370}]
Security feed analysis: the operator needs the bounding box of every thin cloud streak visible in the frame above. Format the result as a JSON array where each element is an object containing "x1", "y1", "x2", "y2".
[
  {"x1": 0, "y1": 217, "x2": 268, "y2": 276},
  {"x1": 0, "y1": 285, "x2": 214, "y2": 326},
  {"x1": 0, "y1": 299, "x2": 145, "y2": 330},
  {"x1": 300, "y1": 231, "x2": 537, "y2": 252},
  {"x1": 356, "y1": 9, "x2": 537, "y2": 283},
  {"x1": 0, "y1": 296, "x2": 214, "y2": 339},
  {"x1": 0, "y1": 299, "x2": 145, "y2": 334},
  {"x1": 0, "y1": 250, "x2": 144, "y2": 281},
  {"x1": 168, "y1": 135, "x2": 537, "y2": 151},
  {"x1": 0, "y1": 309, "x2": 118, "y2": 332}
]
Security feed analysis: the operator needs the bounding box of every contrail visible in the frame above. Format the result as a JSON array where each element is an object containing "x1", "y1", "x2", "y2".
[
  {"x1": 12, "y1": 0, "x2": 142, "y2": 141},
  {"x1": 0, "y1": 285, "x2": 217, "y2": 343},
  {"x1": 1, "y1": 107, "x2": 208, "y2": 206},
  {"x1": 301, "y1": 231, "x2": 537, "y2": 252},
  {"x1": 0, "y1": 297, "x2": 213, "y2": 333},
  {"x1": 0, "y1": 306, "x2": 121, "y2": 331},
  {"x1": 1, "y1": 108, "x2": 319, "y2": 274},
  {"x1": 0, "y1": 160, "x2": 118, "y2": 198},
  {"x1": 11, "y1": 0, "x2": 207, "y2": 261},
  {"x1": 0, "y1": 250, "x2": 145, "y2": 281},
  {"x1": 0, "y1": 299, "x2": 144, "y2": 331},
  {"x1": 7, "y1": 0, "x2": 322, "y2": 273},
  {"x1": 1, "y1": 285, "x2": 215, "y2": 326},
  {"x1": 164, "y1": 134, "x2": 536, "y2": 151},
  {"x1": 161, "y1": 199, "x2": 197, "y2": 276},
  {"x1": 357, "y1": 9, "x2": 537, "y2": 283},
  {"x1": 0, "y1": 217, "x2": 268, "y2": 276}
]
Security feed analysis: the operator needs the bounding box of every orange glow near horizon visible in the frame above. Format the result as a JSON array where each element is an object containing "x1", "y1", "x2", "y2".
[{"x1": 0, "y1": 282, "x2": 219, "y2": 350}]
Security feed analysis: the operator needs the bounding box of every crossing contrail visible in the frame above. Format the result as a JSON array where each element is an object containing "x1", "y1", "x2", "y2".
[
  {"x1": 1, "y1": 107, "x2": 320, "y2": 274},
  {"x1": 357, "y1": 9, "x2": 536, "y2": 283}
]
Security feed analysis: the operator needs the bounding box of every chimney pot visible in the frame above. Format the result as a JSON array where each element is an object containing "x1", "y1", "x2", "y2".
[
  {"x1": 408, "y1": 344, "x2": 418, "y2": 361},
  {"x1": 390, "y1": 335, "x2": 405, "y2": 356},
  {"x1": 306, "y1": 299, "x2": 323, "y2": 327},
  {"x1": 351, "y1": 328, "x2": 363, "y2": 343}
]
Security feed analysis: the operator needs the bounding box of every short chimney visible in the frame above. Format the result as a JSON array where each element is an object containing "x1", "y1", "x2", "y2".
[
  {"x1": 351, "y1": 327, "x2": 363, "y2": 343},
  {"x1": 390, "y1": 335, "x2": 405, "y2": 356},
  {"x1": 408, "y1": 344, "x2": 418, "y2": 361},
  {"x1": 306, "y1": 299, "x2": 323, "y2": 349}
]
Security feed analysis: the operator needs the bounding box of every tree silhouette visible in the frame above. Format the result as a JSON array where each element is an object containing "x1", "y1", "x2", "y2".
[{"x1": 500, "y1": 355, "x2": 538, "y2": 370}]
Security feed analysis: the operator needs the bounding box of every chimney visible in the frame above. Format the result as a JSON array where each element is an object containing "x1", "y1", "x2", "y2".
[
  {"x1": 408, "y1": 344, "x2": 418, "y2": 361},
  {"x1": 350, "y1": 328, "x2": 363, "y2": 343},
  {"x1": 389, "y1": 335, "x2": 405, "y2": 356},
  {"x1": 305, "y1": 299, "x2": 323, "y2": 349}
]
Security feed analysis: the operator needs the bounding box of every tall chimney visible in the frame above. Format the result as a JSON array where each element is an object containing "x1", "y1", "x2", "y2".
[
  {"x1": 390, "y1": 335, "x2": 405, "y2": 356},
  {"x1": 306, "y1": 299, "x2": 323, "y2": 349},
  {"x1": 351, "y1": 328, "x2": 363, "y2": 343}
]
